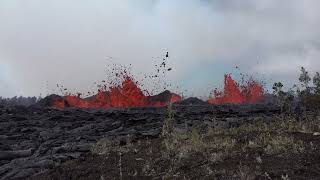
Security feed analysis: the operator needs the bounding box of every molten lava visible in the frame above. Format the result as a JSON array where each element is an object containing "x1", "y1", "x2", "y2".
[
  {"x1": 48, "y1": 59, "x2": 264, "y2": 109},
  {"x1": 50, "y1": 74, "x2": 264, "y2": 108},
  {"x1": 51, "y1": 77, "x2": 181, "y2": 109},
  {"x1": 208, "y1": 74, "x2": 264, "y2": 104}
]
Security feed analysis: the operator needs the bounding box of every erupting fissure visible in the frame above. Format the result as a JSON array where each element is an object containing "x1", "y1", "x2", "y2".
[
  {"x1": 207, "y1": 74, "x2": 264, "y2": 104},
  {"x1": 51, "y1": 76, "x2": 181, "y2": 109},
  {"x1": 49, "y1": 60, "x2": 265, "y2": 109}
]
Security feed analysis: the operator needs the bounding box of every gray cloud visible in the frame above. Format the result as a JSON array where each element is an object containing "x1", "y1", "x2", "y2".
[{"x1": 0, "y1": 0, "x2": 320, "y2": 97}]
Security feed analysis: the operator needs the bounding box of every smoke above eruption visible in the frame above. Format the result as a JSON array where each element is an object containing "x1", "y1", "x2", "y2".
[{"x1": 1, "y1": 0, "x2": 320, "y2": 97}]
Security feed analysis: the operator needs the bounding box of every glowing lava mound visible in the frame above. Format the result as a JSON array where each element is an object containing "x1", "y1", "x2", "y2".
[{"x1": 47, "y1": 77, "x2": 181, "y2": 109}]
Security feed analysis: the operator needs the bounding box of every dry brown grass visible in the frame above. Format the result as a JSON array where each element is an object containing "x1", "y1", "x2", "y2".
[{"x1": 89, "y1": 113, "x2": 320, "y2": 179}]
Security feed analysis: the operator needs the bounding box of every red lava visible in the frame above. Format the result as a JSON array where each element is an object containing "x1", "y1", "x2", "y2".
[
  {"x1": 52, "y1": 76, "x2": 181, "y2": 109},
  {"x1": 50, "y1": 63, "x2": 264, "y2": 109},
  {"x1": 208, "y1": 74, "x2": 264, "y2": 104}
]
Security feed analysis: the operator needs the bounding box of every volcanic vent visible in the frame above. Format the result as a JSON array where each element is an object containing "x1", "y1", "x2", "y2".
[{"x1": 40, "y1": 60, "x2": 265, "y2": 109}]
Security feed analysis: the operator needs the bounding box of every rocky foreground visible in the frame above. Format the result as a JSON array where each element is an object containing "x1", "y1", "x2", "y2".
[{"x1": 0, "y1": 103, "x2": 281, "y2": 179}]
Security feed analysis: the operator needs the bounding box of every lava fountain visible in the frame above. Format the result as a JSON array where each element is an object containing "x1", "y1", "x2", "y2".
[
  {"x1": 208, "y1": 74, "x2": 264, "y2": 104},
  {"x1": 50, "y1": 76, "x2": 181, "y2": 109},
  {"x1": 45, "y1": 58, "x2": 265, "y2": 109}
]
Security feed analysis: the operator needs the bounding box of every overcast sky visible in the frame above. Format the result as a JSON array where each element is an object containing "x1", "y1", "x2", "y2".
[{"x1": 1, "y1": 0, "x2": 320, "y2": 98}]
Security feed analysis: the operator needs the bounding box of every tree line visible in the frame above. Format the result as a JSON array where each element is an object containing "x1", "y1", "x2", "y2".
[
  {"x1": 272, "y1": 67, "x2": 320, "y2": 116},
  {"x1": 0, "y1": 96, "x2": 41, "y2": 107}
]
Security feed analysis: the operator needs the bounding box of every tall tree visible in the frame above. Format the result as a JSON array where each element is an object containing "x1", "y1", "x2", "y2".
[
  {"x1": 299, "y1": 67, "x2": 311, "y2": 93},
  {"x1": 313, "y1": 72, "x2": 320, "y2": 94},
  {"x1": 272, "y1": 82, "x2": 284, "y2": 97}
]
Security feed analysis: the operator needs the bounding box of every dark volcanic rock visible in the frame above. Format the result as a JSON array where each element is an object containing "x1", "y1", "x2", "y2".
[
  {"x1": 0, "y1": 104, "x2": 282, "y2": 179},
  {"x1": 146, "y1": 90, "x2": 178, "y2": 104},
  {"x1": 174, "y1": 97, "x2": 209, "y2": 105},
  {"x1": 0, "y1": 149, "x2": 33, "y2": 161}
]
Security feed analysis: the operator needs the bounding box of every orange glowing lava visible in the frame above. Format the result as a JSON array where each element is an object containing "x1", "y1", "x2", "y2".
[
  {"x1": 51, "y1": 76, "x2": 181, "y2": 109},
  {"x1": 208, "y1": 74, "x2": 264, "y2": 104}
]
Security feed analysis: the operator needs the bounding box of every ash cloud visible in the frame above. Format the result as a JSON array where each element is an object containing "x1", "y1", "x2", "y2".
[{"x1": 0, "y1": 0, "x2": 320, "y2": 97}]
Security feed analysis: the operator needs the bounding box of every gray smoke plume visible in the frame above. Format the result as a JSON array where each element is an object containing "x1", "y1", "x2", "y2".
[{"x1": 1, "y1": 0, "x2": 320, "y2": 97}]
